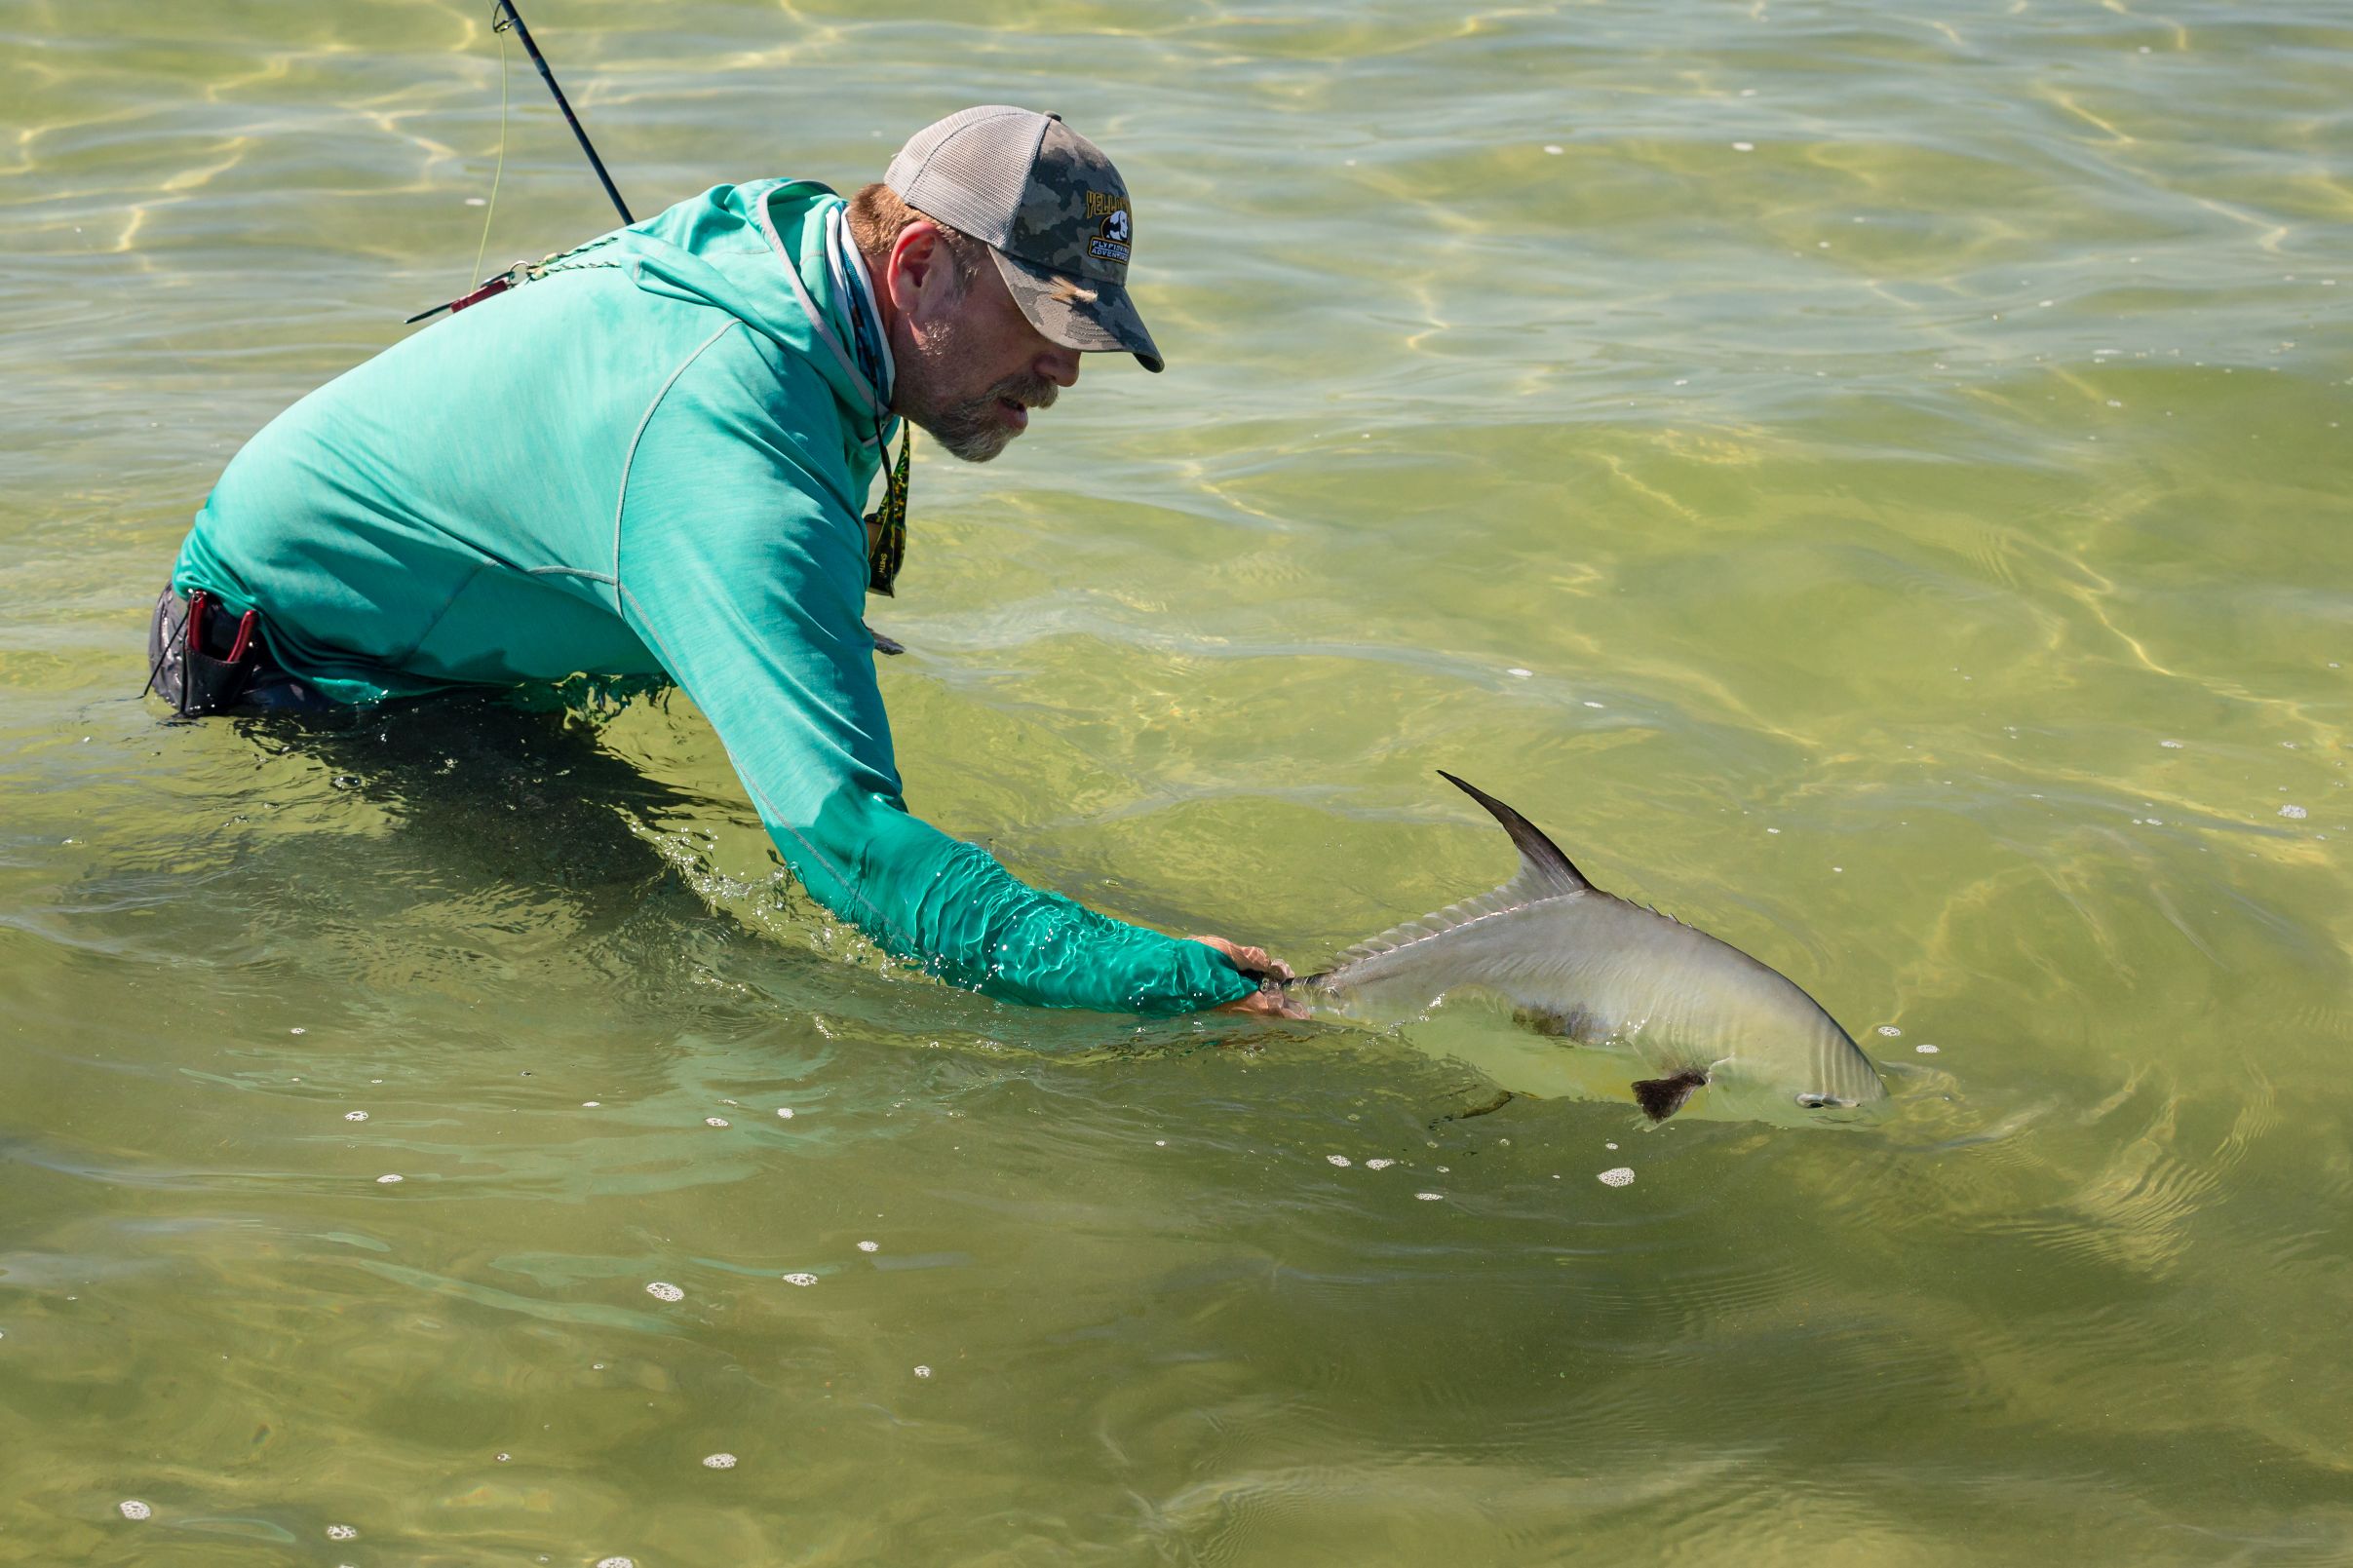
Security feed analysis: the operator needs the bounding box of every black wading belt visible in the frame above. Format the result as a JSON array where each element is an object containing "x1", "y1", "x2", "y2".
[{"x1": 144, "y1": 587, "x2": 263, "y2": 716}]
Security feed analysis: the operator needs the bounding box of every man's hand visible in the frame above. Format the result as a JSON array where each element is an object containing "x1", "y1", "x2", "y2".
[{"x1": 1186, "y1": 936, "x2": 1310, "y2": 1019}]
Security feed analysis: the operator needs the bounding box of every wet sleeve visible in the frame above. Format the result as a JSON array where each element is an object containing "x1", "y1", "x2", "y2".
[{"x1": 612, "y1": 335, "x2": 1255, "y2": 1015}]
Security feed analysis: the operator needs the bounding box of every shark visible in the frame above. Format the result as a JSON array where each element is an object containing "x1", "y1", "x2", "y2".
[{"x1": 1288, "y1": 773, "x2": 1889, "y2": 1126}]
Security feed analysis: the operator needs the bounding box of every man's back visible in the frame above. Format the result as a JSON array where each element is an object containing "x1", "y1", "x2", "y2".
[{"x1": 174, "y1": 179, "x2": 878, "y2": 704}]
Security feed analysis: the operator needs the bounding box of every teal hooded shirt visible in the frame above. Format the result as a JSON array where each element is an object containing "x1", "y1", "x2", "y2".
[{"x1": 173, "y1": 179, "x2": 1255, "y2": 1016}]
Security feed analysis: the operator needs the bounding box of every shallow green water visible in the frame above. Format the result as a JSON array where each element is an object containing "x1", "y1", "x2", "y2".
[{"x1": 5, "y1": 0, "x2": 2352, "y2": 1562}]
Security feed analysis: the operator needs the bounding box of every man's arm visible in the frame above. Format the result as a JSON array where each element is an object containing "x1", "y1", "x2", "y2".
[{"x1": 614, "y1": 338, "x2": 1260, "y2": 1015}]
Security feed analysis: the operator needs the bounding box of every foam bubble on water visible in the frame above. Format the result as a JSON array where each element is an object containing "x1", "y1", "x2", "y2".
[
  {"x1": 1916, "y1": 1043, "x2": 1941, "y2": 1054},
  {"x1": 1326, "y1": 1155, "x2": 1352, "y2": 1166},
  {"x1": 2281, "y1": 804, "x2": 2308, "y2": 820},
  {"x1": 701, "y1": 1453, "x2": 736, "y2": 1470},
  {"x1": 1506, "y1": 667, "x2": 1532, "y2": 678},
  {"x1": 1732, "y1": 140, "x2": 1755, "y2": 151},
  {"x1": 646, "y1": 1281, "x2": 683, "y2": 1302},
  {"x1": 582, "y1": 1101, "x2": 600, "y2": 1107},
  {"x1": 1542, "y1": 144, "x2": 1563, "y2": 155},
  {"x1": 118, "y1": 1501, "x2": 151, "y2": 1520},
  {"x1": 327, "y1": 1524, "x2": 358, "y2": 1540},
  {"x1": 856, "y1": 1241, "x2": 878, "y2": 1253},
  {"x1": 375, "y1": 1174, "x2": 402, "y2": 1185},
  {"x1": 1605, "y1": 1142, "x2": 1618, "y2": 1150},
  {"x1": 775, "y1": 1107, "x2": 794, "y2": 1119},
  {"x1": 1153, "y1": 1139, "x2": 1167, "y2": 1147},
  {"x1": 1876, "y1": 1025, "x2": 1902, "y2": 1037},
  {"x1": 705, "y1": 1117, "x2": 730, "y2": 1128},
  {"x1": 465, "y1": 196, "x2": 487, "y2": 206},
  {"x1": 1583, "y1": 700, "x2": 1605, "y2": 708},
  {"x1": 496, "y1": 1452, "x2": 511, "y2": 1462},
  {"x1": 344, "y1": 1111, "x2": 368, "y2": 1123},
  {"x1": 914, "y1": 1363, "x2": 933, "y2": 1377},
  {"x1": 290, "y1": 1028, "x2": 305, "y2": 1035},
  {"x1": 1415, "y1": 1191, "x2": 1444, "y2": 1201},
  {"x1": 1436, "y1": 1166, "x2": 1450, "y2": 1173},
  {"x1": 1366, "y1": 1158, "x2": 1395, "y2": 1170},
  {"x1": 1598, "y1": 1167, "x2": 1637, "y2": 1187},
  {"x1": 598, "y1": 1558, "x2": 636, "y2": 1568},
  {"x1": 782, "y1": 1273, "x2": 818, "y2": 1287}
]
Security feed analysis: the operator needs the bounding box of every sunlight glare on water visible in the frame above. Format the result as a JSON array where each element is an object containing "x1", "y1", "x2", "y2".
[{"x1": 2, "y1": 0, "x2": 2350, "y2": 1562}]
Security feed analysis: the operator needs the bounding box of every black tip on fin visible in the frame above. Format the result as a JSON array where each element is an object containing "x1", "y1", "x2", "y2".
[
  {"x1": 1632, "y1": 1069, "x2": 1709, "y2": 1122},
  {"x1": 1436, "y1": 771, "x2": 1594, "y2": 891}
]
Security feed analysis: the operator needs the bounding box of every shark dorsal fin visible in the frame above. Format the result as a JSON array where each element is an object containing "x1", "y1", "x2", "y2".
[
  {"x1": 1437, "y1": 772, "x2": 1595, "y2": 898},
  {"x1": 1326, "y1": 775, "x2": 1598, "y2": 973}
]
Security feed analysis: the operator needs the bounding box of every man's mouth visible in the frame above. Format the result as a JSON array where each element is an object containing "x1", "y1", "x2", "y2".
[{"x1": 997, "y1": 397, "x2": 1030, "y2": 434}]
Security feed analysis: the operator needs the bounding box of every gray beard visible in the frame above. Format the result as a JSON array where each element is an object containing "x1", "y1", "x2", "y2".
[{"x1": 896, "y1": 316, "x2": 1061, "y2": 464}]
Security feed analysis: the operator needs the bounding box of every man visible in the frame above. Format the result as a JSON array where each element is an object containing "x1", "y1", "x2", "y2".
[{"x1": 150, "y1": 104, "x2": 1298, "y2": 1018}]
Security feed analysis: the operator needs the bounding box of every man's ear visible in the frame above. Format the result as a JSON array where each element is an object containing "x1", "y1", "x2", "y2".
[{"x1": 884, "y1": 218, "x2": 946, "y2": 316}]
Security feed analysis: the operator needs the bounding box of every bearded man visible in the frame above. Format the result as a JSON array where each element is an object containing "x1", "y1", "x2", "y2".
[{"x1": 149, "y1": 105, "x2": 1294, "y2": 1017}]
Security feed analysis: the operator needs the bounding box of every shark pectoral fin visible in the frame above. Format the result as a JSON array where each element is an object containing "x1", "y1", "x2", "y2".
[{"x1": 1631, "y1": 1069, "x2": 1710, "y2": 1122}]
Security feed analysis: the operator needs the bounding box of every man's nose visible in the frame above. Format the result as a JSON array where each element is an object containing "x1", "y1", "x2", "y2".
[{"x1": 1037, "y1": 343, "x2": 1081, "y2": 388}]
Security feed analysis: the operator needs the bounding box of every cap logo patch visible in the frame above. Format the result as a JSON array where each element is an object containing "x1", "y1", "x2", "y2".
[{"x1": 1083, "y1": 190, "x2": 1133, "y2": 262}]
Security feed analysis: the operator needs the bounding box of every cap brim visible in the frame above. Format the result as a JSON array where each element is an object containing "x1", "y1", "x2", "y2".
[{"x1": 990, "y1": 249, "x2": 1164, "y2": 373}]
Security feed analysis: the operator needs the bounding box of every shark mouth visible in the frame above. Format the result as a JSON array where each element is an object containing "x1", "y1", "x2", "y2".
[{"x1": 1631, "y1": 1069, "x2": 1711, "y2": 1122}]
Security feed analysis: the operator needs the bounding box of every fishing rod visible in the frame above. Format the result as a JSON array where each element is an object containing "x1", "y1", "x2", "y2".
[
  {"x1": 407, "y1": 1, "x2": 631, "y2": 323},
  {"x1": 494, "y1": 0, "x2": 632, "y2": 226}
]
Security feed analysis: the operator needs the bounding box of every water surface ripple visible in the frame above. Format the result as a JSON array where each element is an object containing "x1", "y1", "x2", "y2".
[{"x1": 3, "y1": 1, "x2": 2350, "y2": 1563}]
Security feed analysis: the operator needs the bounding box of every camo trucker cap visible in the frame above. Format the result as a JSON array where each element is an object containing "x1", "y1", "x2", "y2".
[{"x1": 884, "y1": 105, "x2": 1163, "y2": 373}]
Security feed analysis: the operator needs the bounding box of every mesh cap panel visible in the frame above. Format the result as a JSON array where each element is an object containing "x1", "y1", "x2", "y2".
[{"x1": 882, "y1": 106, "x2": 1047, "y2": 248}]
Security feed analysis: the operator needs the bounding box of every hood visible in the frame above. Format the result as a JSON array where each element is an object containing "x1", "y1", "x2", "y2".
[{"x1": 578, "y1": 178, "x2": 897, "y2": 472}]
